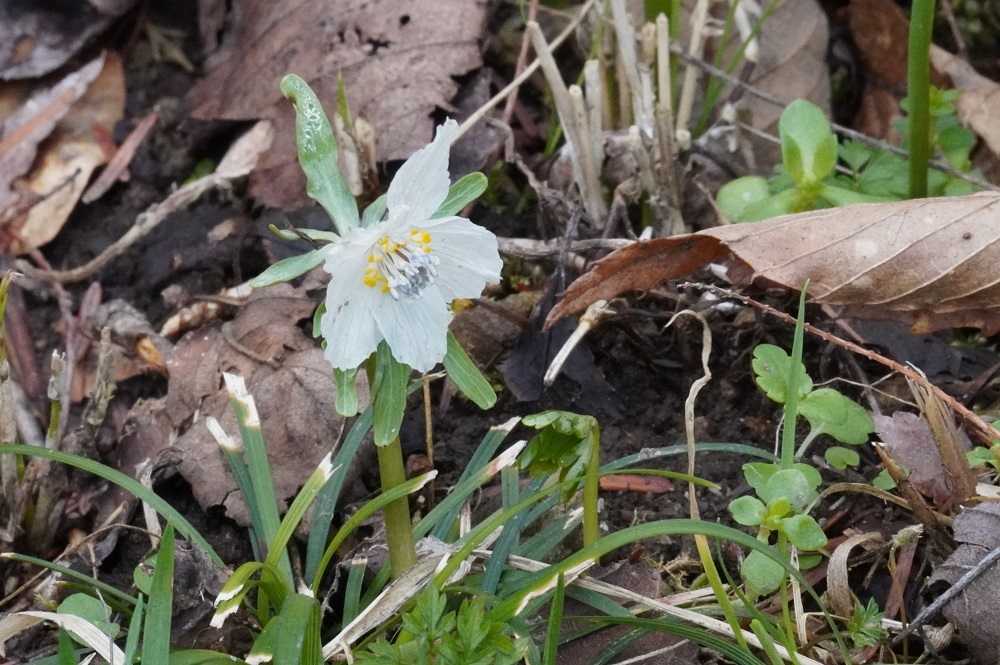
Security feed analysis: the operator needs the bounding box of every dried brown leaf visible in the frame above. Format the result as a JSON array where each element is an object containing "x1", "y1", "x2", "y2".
[
  {"x1": 548, "y1": 193, "x2": 1000, "y2": 335},
  {"x1": 187, "y1": 0, "x2": 486, "y2": 208},
  {"x1": 12, "y1": 52, "x2": 124, "y2": 252},
  {"x1": 0, "y1": 53, "x2": 105, "y2": 213},
  {"x1": 874, "y1": 412, "x2": 956, "y2": 510},
  {"x1": 928, "y1": 502, "x2": 1000, "y2": 665}
]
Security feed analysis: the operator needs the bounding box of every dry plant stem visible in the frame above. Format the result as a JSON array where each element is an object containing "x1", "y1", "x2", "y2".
[
  {"x1": 454, "y1": 0, "x2": 599, "y2": 143},
  {"x1": 654, "y1": 15, "x2": 684, "y2": 234},
  {"x1": 873, "y1": 442, "x2": 954, "y2": 551},
  {"x1": 610, "y1": 0, "x2": 646, "y2": 130},
  {"x1": 501, "y1": 0, "x2": 540, "y2": 125},
  {"x1": 543, "y1": 299, "x2": 613, "y2": 386},
  {"x1": 685, "y1": 283, "x2": 1000, "y2": 445},
  {"x1": 569, "y1": 85, "x2": 607, "y2": 223},
  {"x1": 492, "y1": 553, "x2": 822, "y2": 665},
  {"x1": 583, "y1": 60, "x2": 604, "y2": 175},
  {"x1": 674, "y1": 0, "x2": 710, "y2": 133},
  {"x1": 667, "y1": 310, "x2": 748, "y2": 650},
  {"x1": 671, "y1": 46, "x2": 998, "y2": 193},
  {"x1": 16, "y1": 174, "x2": 235, "y2": 284},
  {"x1": 526, "y1": 22, "x2": 602, "y2": 227}
]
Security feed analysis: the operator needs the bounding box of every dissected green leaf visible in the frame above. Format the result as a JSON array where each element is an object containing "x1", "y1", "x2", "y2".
[
  {"x1": 334, "y1": 367, "x2": 360, "y2": 417},
  {"x1": 519, "y1": 411, "x2": 598, "y2": 502},
  {"x1": 372, "y1": 342, "x2": 410, "y2": 446}
]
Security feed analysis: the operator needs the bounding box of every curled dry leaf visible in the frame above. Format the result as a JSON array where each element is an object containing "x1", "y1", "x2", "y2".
[{"x1": 547, "y1": 192, "x2": 1000, "y2": 335}]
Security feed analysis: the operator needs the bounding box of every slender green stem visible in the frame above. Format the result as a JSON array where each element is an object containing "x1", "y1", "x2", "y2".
[
  {"x1": 376, "y1": 437, "x2": 418, "y2": 578},
  {"x1": 776, "y1": 532, "x2": 796, "y2": 647},
  {"x1": 582, "y1": 429, "x2": 601, "y2": 548},
  {"x1": 781, "y1": 288, "x2": 808, "y2": 469},
  {"x1": 907, "y1": 0, "x2": 936, "y2": 199},
  {"x1": 365, "y1": 357, "x2": 417, "y2": 579}
]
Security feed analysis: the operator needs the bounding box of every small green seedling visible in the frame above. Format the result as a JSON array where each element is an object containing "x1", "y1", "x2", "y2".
[
  {"x1": 355, "y1": 586, "x2": 528, "y2": 665},
  {"x1": 716, "y1": 91, "x2": 979, "y2": 223},
  {"x1": 847, "y1": 598, "x2": 886, "y2": 648},
  {"x1": 729, "y1": 315, "x2": 874, "y2": 597},
  {"x1": 519, "y1": 410, "x2": 602, "y2": 547}
]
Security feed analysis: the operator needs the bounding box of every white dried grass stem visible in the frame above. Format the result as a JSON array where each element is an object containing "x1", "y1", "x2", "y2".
[
  {"x1": 527, "y1": 22, "x2": 590, "y2": 220},
  {"x1": 569, "y1": 85, "x2": 606, "y2": 223},
  {"x1": 583, "y1": 60, "x2": 604, "y2": 173},
  {"x1": 656, "y1": 14, "x2": 673, "y2": 110},
  {"x1": 544, "y1": 300, "x2": 613, "y2": 386},
  {"x1": 675, "y1": 0, "x2": 711, "y2": 133},
  {"x1": 610, "y1": 0, "x2": 649, "y2": 132},
  {"x1": 732, "y1": 0, "x2": 760, "y2": 63},
  {"x1": 455, "y1": 0, "x2": 600, "y2": 143}
]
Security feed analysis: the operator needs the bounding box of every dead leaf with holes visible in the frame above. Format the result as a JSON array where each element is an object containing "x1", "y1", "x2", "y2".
[
  {"x1": 188, "y1": 0, "x2": 487, "y2": 209},
  {"x1": 547, "y1": 193, "x2": 1000, "y2": 335}
]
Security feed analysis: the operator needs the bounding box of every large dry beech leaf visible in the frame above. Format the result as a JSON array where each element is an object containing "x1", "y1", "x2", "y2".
[
  {"x1": 188, "y1": 0, "x2": 486, "y2": 209},
  {"x1": 547, "y1": 193, "x2": 1000, "y2": 334}
]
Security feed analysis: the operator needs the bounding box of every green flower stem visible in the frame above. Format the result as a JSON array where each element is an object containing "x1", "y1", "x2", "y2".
[
  {"x1": 365, "y1": 357, "x2": 417, "y2": 579},
  {"x1": 777, "y1": 532, "x2": 796, "y2": 646},
  {"x1": 582, "y1": 428, "x2": 600, "y2": 548},
  {"x1": 907, "y1": 0, "x2": 936, "y2": 199},
  {"x1": 376, "y1": 436, "x2": 418, "y2": 578}
]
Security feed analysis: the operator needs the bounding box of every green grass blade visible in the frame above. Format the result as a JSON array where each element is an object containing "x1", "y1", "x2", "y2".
[
  {"x1": 341, "y1": 559, "x2": 367, "y2": 626},
  {"x1": 481, "y1": 467, "x2": 529, "y2": 595},
  {"x1": 221, "y1": 373, "x2": 292, "y2": 583},
  {"x1": 542, "y1": 574, "x2": 566, "y2": 665},
  {"x1": 123, "y1": 596, "x2": 145, "y2": 665},
  {"x1": 264, "y1": 453, "x2": 335, "y2": 573},
  {"x1": 305, "y1": 407, "x2": 373, "y2": 582},
  {"x1": 427, "y1": 417, "x2": 518, "y2": 540},
  {"x1": 310, "y1": 471, "x2": 436, "y2": 594},
  {"x1": 0, "y1": 444, "x2": 221, "y2": 565},
  {"x1": 143, "y1": 525, "x2": 175, "y2": 665},
  {"x1": 2, "y1": 553, "x2": 138, "y2": 606},
  {"x1": 57, "y1": 628, "x2": 78, "y2": 665}
]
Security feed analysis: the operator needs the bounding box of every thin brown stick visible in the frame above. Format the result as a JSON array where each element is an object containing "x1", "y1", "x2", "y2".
[{"x1": 501, "y1": 0, "x2": 540, "y2": 125}]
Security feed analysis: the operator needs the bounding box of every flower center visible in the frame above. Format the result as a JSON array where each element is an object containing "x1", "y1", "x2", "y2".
[{"x1": 362, "y1": 229, "x2": 440, "y2": 300}]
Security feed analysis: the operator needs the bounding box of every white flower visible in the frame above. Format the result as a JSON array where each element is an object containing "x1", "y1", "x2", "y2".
[{"x1": 320, "y1": 119, "x2": 502, "y2": 373}]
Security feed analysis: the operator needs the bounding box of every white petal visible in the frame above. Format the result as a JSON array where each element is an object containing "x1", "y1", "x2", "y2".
[
  {"x1": 420, "y1": 216, "x2": 503, "y2": 301},
  {"x1": 321, "y1": 244, "x2": 383, "y2": 370},
  {"x1": 370, "y1": 285, "x2": 451, "y2": 372},
  {"x1": 387, "y1": 119, "x2": 458, "y2": 222}
]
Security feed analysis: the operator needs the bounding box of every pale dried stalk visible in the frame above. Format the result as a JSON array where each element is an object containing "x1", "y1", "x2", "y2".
[
  {"x1": 655, "y1": 14, "x2": 684, "y2": 234},
  {"x1": 583, "y1": 60, "x2": 604, "y2": 175},
  {"x1": 527, "y1": 22, "x2": 604, "y2": 227},
  {"x1": 455, "y1": 0, "x2": 600, "y2": 143},
  {"x1": 610, "y1": 0, "x2": 648, "y2": 133},
  {"x1": 675, "y1": 0, "x2": 711, "y2": 141},
  {"x1": 569, "y1": 85, "x2": 606, "y2": 222}
]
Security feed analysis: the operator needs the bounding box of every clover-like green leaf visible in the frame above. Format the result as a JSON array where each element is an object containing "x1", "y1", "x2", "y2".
[
  {"x1": 825, "y1": 445, "x2": 860, "y2": 470},
  {"x1": 779, "y1": 99, "x2": 837, "y2": 185},
  {"x1": 716, "y1": 176, "x2": 770, "y2": 222},
  {"x1": 799, "y1": 388, "x2": 874, "y2": 445},
  {"x1": 780, "y1": 514, "x2": 827, "y2": 550},
  {"x1": 752, "y1": 344, "x2": 811, "y2": 403},
  {"x1": 741, "y1": 549, "x2": 787, "y2": 598},
  {"x1": 743, "y1": 462, "x2": 779, "y2": 493},
  {"x1": 729, "y1": 495, "x2": 767, "y2": 526},
  {"x1": 759, "y1": 468, "x2": 817, "y2": 513}
]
